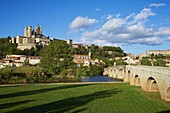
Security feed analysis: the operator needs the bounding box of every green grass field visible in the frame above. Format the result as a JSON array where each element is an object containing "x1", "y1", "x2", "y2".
[{"x1": 0, "y1": 83, "x2": 170, "y2": 113}]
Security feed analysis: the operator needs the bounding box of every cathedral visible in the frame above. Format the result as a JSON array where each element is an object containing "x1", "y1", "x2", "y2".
[{"x1": 10, "y1": 25, "x2": 51, "y2": 50}]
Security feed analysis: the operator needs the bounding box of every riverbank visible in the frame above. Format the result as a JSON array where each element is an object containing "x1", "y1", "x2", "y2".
[
  {"x1": 0, "y1": 81, "x2": 124, "y2": 87},
  {"x1": 0, "y1": 76, "x2": 123, "y2": 87}
]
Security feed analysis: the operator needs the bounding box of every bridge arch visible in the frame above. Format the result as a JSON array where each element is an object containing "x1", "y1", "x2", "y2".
[
  {"x1": 166, "y1": 87, "x2": 170, "y2": 101},
  {"x1": 133, "y1": 75, "x2": 141, "y2": 86},
  {"x1": 145, "y1": 77, "x2": 159, "y2": 92}
]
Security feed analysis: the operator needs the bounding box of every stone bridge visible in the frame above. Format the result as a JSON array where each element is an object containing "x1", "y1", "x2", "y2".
[{"x1": 103, "y1": 65, "x2": 170, "y2": 101}]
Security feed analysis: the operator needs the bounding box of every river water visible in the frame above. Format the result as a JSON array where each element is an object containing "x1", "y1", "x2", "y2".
[{"x1": 81, "y1": 76, "x2": 122, "y2": 82}]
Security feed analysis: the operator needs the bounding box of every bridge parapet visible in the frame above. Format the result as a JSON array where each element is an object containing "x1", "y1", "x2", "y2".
[{"x1": 126, "y1": 65, "x2": 170, "y2": 75}]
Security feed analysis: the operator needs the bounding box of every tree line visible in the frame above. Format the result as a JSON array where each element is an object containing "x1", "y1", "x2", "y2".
[{"x1": 0, "y1": 37, "x2": 126, "y2": 83}]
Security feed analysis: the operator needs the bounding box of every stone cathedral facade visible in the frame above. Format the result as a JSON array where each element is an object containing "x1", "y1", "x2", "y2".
[{"x1": 10, "y1": 25, "x2": 51, "y2": 50}]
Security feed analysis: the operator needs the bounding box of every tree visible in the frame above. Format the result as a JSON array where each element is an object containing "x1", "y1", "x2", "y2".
[
  {"x1": 115, "y1": 59, "x2": 127, "y2": 65},
  {"x1": 89, "y1": 44, "x2": 125, "y2": 59},
  {"x1": 71, "y1": 46, "x2": 88, "y2": 55},
  {"x1": 40, "y1": 40, "x2": 73, "y2": 75},
  {"x1": 140, "y1": 58, "x2": 151, "y2": 66},
  {"x1": 151, "y1": 53, "x2": 154, "y2": 59},
  {"x1": 153, "y1": 60, "x2": 166, "y2": 67},
  {"x1": 0, "y1": 38, "x2": 18, "y2": 56}
]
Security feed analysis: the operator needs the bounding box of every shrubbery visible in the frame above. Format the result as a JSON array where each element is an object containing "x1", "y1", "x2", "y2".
[
  {"x1": 140, "y1": 58, "x2": 166, "y2": 67},
  {"x1": 140, "y1": 58, "x2": 152, "y2": 66},
  {"x1": 0, "y1": 66, "x2": 82, "y2": 84},
  {"x1": 0, "y1": 66, "x2": 46, "y2": 83},
  {"x1": 153, "y1": 60, "x2": 166, "y2": 67}
]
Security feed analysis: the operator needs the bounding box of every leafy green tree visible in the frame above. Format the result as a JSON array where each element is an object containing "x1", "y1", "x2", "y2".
[
  {"x1": 80, "y1": 46, "x2": 88, "y2": 54},
  {"x1": 151, "y1": 53, "x2": 154, "y2": 59},
  {"x1": 40, "y1": 40, "x2": 73, "y2": 75},
  {"x1": 89, "y1": 44, "x2": 125, "y2": 59},
  {"x1": 0, "y1": 38, "x2": 18, "y2": 56},
  {"x1": 153, "y1": 60, "x2": 166, "y2": 67},
  {"x1": 103, "y1": 46, "x2": 123, "y2": 53},
  {"x1": 140, "y1": 58, "x2": 151, "y2": 66},
  {"x1": 23, "y1": 58, "x2": 29, "y2": 66},
  {"x1": 115, "y1": 59, "x2": 127, "y2": 65},
  {"x1": 71, "y1": 46, "x2": 88, "y2": 55}
]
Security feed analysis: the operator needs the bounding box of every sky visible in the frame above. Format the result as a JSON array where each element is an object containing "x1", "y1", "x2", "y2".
[{"x1": 0, "y1": 0, "x2": 170, "y2": 55}]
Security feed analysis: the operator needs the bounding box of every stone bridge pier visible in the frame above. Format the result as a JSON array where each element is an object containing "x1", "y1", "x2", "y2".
[{"x1": 103, "y1": 65, "x2": 170, "y2": 101}]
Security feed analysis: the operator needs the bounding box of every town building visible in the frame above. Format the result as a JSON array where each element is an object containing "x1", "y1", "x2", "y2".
[
  {"x1": 72, "y1": 43, "x2": 89, "y2": 49},
  {"x1": 66, "y1": 39, "x2": 72, "y2": 46},
  {"x1": 146, "y1": 50, "x2": 170, "y2": 56},
  {"x1": 10, "y1": 25, "x2": 51, "y2": 50},
  {"x1": 0, "y1": 55, "x2": 41, "y2": 68},
  {"x1": 73, "y1": 50, "x2": 91, "y2": 67},
  {"x1": 1, "y1": 55, "x2": 27, "y2": 68},
  {"x1": 28, "y1": 56, "x2": 41, "y2": 65}
]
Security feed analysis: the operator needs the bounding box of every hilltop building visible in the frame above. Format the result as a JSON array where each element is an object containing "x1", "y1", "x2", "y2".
[
  {"x1": 72, "y1": 43, "x2": 89, "y2": 49},
  {"x1": 10, "y1": 25, "x2": 51, "y2": 50},
  {"x1": 66, "y1": 39, "x2": 72, "y2": 46},
  {"x1": 138, "y1": 50, "x2": 170, "y2": 59},
  {"x1": 146, "y1": 50, "x2": 170, "y2": 56}
]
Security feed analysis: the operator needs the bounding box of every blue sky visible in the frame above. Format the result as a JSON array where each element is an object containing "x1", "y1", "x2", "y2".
[{"x1": 0, "y1": 0, "x2": 170, "y2": 55}]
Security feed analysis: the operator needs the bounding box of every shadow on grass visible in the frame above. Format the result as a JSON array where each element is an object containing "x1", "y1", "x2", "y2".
[
  {"x1": 157, "y1": 110, "x2": 170, "y2": 113},
  {"x1": 8, "y1": 88, "x2": 122, "y2": 113},
  {"x1": 0, "y1": 100, "x2": 34, "y2": 109},
  {"x1": 0, "y1": 84, "x2": 92, "y2": 99},
  {"x1": 71, "y1": 108, "x2": 88, "y2": 113}
]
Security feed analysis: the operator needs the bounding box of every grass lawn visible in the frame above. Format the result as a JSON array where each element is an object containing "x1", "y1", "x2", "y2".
[{"x1": 0, "y1": 83, "x2": 170, "y2": 113}]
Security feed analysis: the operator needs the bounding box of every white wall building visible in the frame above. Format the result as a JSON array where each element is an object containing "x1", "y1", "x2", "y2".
[{"x1": 28, "y1": 56, "x2": 41, "y2": 65}]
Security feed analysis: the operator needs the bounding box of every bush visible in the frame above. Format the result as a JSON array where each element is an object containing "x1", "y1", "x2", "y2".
[
  {"x1": 115, "y1": 59, "x2": 127, "y2": 65},
  {"x1": 0, "y1": 66, "x2": 81, "y2": 84},
  {"x1": 140, "y1": 58, "x2": 151, "y2": 66},
  {"x1": 0, "y1": 67, "x2": 14, "y2": 83},
  {"x1": 153, "y1": 60, "x2": 166, "y2": 67},
  {"x1": 0, "y1": 66, "x2": 48, "y2": 83}
]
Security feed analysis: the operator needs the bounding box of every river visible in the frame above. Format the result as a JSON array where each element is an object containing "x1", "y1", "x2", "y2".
[{"x1": 81, "y1": 75, "x2": 122, "y2": 82}]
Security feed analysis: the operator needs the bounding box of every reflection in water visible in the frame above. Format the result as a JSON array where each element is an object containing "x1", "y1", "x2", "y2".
[{"x1": 81, "y1": 76, "x2": 122, "y2": 82}]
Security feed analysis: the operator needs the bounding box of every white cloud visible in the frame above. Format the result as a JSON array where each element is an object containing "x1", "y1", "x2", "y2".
[
  {"x1": 115, "y1": 13, "x2": 121, "y2": 18},
  {"x1": 167, "y1": 36, "x2": 170, "y2": 40},
  {"x1": 70, "y1": 16, "x2": 98, "y2": 32},
  {"x1": 102, "y1": 18, "x2": 125, "y2": 31},
  {"x1": 79, "y1": 7, "x2": 170, "y2": 46},
  {"x1": 125, "y1": 13, "x2": 135, "y2": 20},
  {"x1": 128, "y1": 37, "x2": 163, "y2": 45},
  {"x1": 155, "y1": 27, "x2": 170, "y2": 36},
  {"x1": 129, "y1": 8, "x2": 155, "y2": 25},
  {"x1": 95, "y1": 8, "x2": 100, "y2": 12},
  {"x1": 149, "y1": 3, "x2": 167, "y2": 7},
  {"x1": 106, "y1": 14, "x2": 112, "y2": 20}
]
